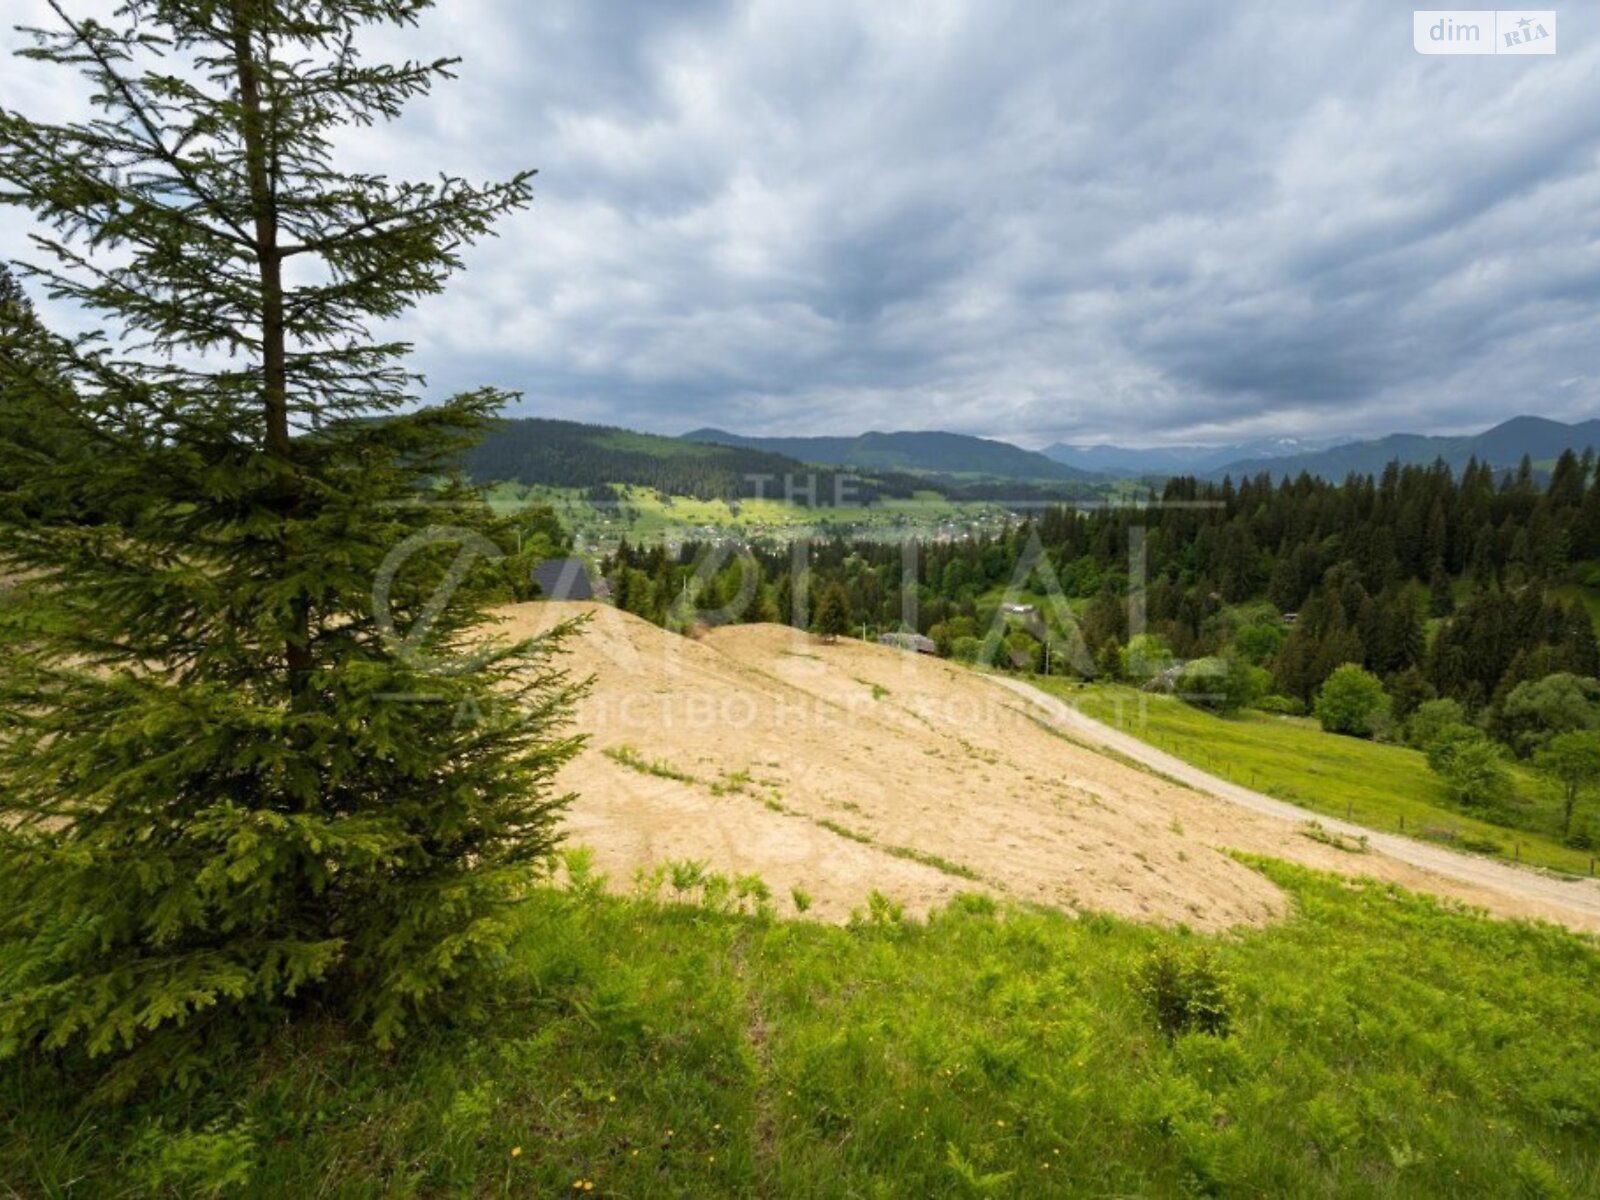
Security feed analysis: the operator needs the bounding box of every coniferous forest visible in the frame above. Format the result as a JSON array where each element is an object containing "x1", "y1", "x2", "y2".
[{"x1": 606, "y1": 456, "x2": 1600, "y2": 731}]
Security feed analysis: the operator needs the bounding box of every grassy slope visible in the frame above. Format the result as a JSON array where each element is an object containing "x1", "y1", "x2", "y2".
[
  {"x1": 1036, "y1": 681, "x2": 1595, "y2": 875},
  {"x1": 6, "y1": 861, "x2": 1599, "y2": 1196}
]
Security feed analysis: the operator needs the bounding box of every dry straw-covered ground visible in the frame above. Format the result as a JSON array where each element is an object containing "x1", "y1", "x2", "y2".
[{"x1": 499, "y1": 602, "x2": 1600, "y2": 932}]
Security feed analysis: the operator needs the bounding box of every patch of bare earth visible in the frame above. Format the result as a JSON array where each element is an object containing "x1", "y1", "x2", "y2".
[{"x1": 497, "y1": 602, "x2": 1600, "y2": 933}]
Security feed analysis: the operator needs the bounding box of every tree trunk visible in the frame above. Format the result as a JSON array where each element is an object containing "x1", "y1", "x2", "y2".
[{"x1": 229, "y1": 1, "x2": 314, "y2": 704}]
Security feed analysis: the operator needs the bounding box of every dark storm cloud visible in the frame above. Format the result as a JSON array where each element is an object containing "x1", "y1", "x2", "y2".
[{"x1": 3, "y1": 0, "x2": 1597, "y2": 444}]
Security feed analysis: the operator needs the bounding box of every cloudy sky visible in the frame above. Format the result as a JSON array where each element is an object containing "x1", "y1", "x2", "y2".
[{"x1": 3, "y1": 1, "x2": 1598, "y2": 447}]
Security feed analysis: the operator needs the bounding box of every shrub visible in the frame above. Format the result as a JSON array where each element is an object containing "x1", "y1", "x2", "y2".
[
  {"x1": 951, "y1": 636, "x2": 983, "y2": 663},
  {"x1": 1255, "y1": 694, "x2": 1307, "y2": 717},
  {"x1": 668, "y1": 859, "x2": 709, "y2": 898},
  {"x1": 1426, "y1": 725, "x2": 1514, "y2": 808},
  {"x1": 1233, "y1": 620, "x2": 1287, "y2": 666},
  {"x1": 1175, "y1": 655, "x2": 1263, "y2": 715},
  {"x1": 1407, "y1": 698, "x2": 1468, "y2": 750},
  {"x1": 1137, "y1": 944, "x2": 1234, "y2": 1040},
  {"x1": 132, "y1": 1120, "x2": 257, "y2": 1198},
  {"x1": 851, "y1": 890, "x2": 906, "y2": 929},
  {"x1": 1314, "y1": 664, "x2": 1390, "y2": 737},
  {"x1": 1120, "y1": 633, "x2": 1175, "y2": 682},
  {"x1": 562, "y1": 849, "x2": 608, "y2": 900}
]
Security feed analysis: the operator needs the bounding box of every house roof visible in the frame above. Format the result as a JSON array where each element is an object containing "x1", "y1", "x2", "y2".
[
  {"x1": 531, "y1": 557, "x2": 596, "y2": 602},
  {"x1": 878, "y1": 631, "x2": 938, "y2": 654}
]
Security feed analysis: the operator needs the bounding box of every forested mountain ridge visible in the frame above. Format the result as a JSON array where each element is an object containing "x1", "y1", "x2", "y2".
[
  {"x1": 1211, "y1": 416, "x2": 1600, "y2": 480},
  {"x1": 682, "y1": 426, "x2": 1097, "y2": 482},
  {"x1": 683, "y1": 415, "x2": 1600, "y2": 484},
  {"x1": 462, "y1": 417, "x2": 932, "y2": 503}
]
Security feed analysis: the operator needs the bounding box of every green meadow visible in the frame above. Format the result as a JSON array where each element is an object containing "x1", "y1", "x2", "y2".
[
  {"x1": 1036, "y1": 681, "x2": 1597, "y2": 877},
  {"x1": 5, "y1": 857, "x2": 1599, "y2": 1198}
]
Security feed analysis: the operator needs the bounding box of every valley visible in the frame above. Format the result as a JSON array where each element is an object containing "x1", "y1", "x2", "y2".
[
  {"x1": 6, "y1": 2, "x2": 1600, "y2": 1194},
  {"x1": 485, "y1": 481, "x2": 1017, "y2": 552}
]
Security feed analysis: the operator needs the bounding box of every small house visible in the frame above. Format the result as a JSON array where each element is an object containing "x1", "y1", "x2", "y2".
[{"x1": 531, "y1": 557, "x2": 598, "y2": 602}]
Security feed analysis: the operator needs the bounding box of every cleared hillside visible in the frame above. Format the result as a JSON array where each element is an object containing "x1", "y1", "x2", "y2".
[{"x1": 500, "y1": 603, "x2": 1597, "y2": 932}]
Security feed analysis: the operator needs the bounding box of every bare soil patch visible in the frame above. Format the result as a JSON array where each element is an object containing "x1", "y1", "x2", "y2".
[{"x1": 499, "y1": 603, "x2": 1600, "y2": 932}]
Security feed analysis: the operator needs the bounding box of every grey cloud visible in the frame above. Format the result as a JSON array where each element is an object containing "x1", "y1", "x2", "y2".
[{"x1": 3, "y1": 0, "x2": 1598, "y2": 446}]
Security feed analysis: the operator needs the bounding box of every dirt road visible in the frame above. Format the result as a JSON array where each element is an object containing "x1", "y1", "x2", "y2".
[{"x1": 990, "y1": 675, "x2": 1600, "y2": 928}]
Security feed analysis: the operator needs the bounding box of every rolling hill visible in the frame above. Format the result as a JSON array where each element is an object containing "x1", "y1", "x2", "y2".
[
  {"x1": 682, "y1": 427, "x2": 1097, "y2": 482},
  {"x1": 497, "y1": 601, "x2": 1579, "y2": 928},
  {"x1": 463, "y1": 417, "x2": 930, "y2": 503}
]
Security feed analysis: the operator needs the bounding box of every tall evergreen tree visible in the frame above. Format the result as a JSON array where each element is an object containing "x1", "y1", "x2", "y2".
[{"x1": 0, "y1": 1, "x2": 585, "y2": 1089}]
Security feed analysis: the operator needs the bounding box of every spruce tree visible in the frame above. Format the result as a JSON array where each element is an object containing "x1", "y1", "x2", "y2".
[
  {"x1": 0, "y1": 1, "x2": 585, "y2": 1089},
  {"x1": 814, "y1": 582, "x2": 851, "y2": 642}
]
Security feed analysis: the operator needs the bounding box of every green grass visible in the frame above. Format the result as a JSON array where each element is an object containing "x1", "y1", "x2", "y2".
[
  {"x1": 878, "y1": 844, "x2": 985, "y2": 882},
  {"x1": 1034, "y1": 681, "x2": 1598, "y2": 876},
  {"x1": 602, "y1": 743, "x2": 699, "y2": 785},
  {"x1": 484, "y1": 482, "x2": 1012, "y2": 550},
  {"x1": 6, "y1": 859, "x2": 1600, "y2": 1196},
  {"x1": 812, "y1": 818, "x2": 986, "y2": 883}
]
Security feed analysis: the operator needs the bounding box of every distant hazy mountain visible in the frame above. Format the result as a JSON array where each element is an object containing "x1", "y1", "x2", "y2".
[
  {"x1": 682, "y1": 428, "x2": 1096, "y2": 482},
  {"x1": 1041, "y1": 436, "x2": 1348, "y2": 476},
  {"x1": 1209, "y1": 416, "x2": 1600, "y2": 479}
]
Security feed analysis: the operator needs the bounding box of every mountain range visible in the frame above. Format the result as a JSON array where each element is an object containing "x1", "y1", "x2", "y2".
[
  {"x1": 1211, "y1": 416, "x2": 1600, "y2": 479},
  {"x1": 683, "y1": 416, "x2": 1600, "y2": 482},
  {"x1": 464, "y1": 418, "x2": 929, "y2": 502},
  {"x1": 680, "y1": 428, "x2": 1095, "y2": 482},
  {"x1": 465, "y1": 414, "x2": 1600, "y2": 498},
  {"x1": 1040, "y1": 436, "x2": 1348, "y2": 476}
]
